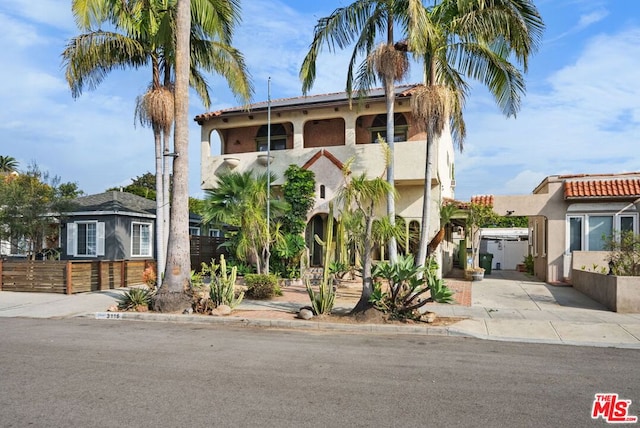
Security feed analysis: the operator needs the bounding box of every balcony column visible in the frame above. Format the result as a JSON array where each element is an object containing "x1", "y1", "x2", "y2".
[
  {"x1": 344, "y1": 111, "x2": 357, "y2": 146},
  {"x1": 291, "y1": 117, "x2": 305, "y2": 150}
]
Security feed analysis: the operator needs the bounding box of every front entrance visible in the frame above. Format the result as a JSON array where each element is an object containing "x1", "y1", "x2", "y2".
[{"x1": 306, "y1": 214, "x2": 325, "y2": 266}]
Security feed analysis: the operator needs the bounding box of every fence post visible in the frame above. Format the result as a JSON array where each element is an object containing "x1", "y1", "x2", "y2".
[
  {"x1": 121, "y1": 260, "x2": 126, "y2": 288},
  {"x1": 0, "y1": 259, "x2": 3, "y2": 291},
  {"x1": 65, "y1": 261, "x2": 73, "y2": 294},
  {"x1": 97, "y1": 260, "x2": 104, "y2": 291}
]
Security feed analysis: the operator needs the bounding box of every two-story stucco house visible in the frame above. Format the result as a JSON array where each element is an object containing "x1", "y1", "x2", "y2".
[
  {"x1": 195, "y1": 85, "x2": 457, "y2": 272},
  {"x1": 486, "y1": 172, "x2": 640, "y2": 283}
]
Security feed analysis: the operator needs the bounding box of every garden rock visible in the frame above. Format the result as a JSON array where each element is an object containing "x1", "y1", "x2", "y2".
[
  {"x1": 421, "y1": 312, "x2": 437, "y2": 323},
  {"x1": 298, "y1": 308, "x2": 314, "y2": 320},
  {"x1": 211, "y1": 305, "x2": 232, "y2": 316}
]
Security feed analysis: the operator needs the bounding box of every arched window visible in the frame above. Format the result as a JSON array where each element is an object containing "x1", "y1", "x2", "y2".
[
  {"x1": 320, "y1": 184, "x2": 326, "y2": 199},
  {"x1": 369, "y1": 113, "x2": 408, "y2": 143},
  {"x1": 256, "y1": 124, "x2": 287, "y2": 151}
]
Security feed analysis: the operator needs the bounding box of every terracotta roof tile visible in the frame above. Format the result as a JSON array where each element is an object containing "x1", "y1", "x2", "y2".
[
  {"x1": 194, "y1": 84, "x2": 421, "y2": 124},
  {"x1": 470, "y1": 195, "x2": 494, "y2": 207},
  {"x1": 564, "y1": 178, "x2": 640, "y2": 199}
]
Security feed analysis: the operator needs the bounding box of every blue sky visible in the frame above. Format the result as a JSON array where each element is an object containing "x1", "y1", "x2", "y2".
[{"x1": 1, "y1": 0, "x2": 639, "y2": 201}]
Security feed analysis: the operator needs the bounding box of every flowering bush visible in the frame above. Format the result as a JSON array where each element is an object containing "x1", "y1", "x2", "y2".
[{"x1": 142, "y1": 266, "x2": 157, "y2": 288}]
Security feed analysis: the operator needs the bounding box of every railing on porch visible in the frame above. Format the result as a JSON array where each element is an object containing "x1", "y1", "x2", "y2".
[{"x1": 0, "y1": 259, "x2": 154, "y2": 294}]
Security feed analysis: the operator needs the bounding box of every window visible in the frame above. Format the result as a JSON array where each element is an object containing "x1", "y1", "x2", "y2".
[
  {"x1": 320, "y1": 184, "x2": 326, "y2": 199},
  {"x1": 256, "y1": 124, "x2": 287, "y2": 151},
  {"x1": 587, "y1": 216, "x2": 612, "y2": 251},
  {"x1": 369, "y1": 113, "x2": 408, "y2": 143},
  {"x1": 209, "y1": 229, "x2": 222, "y2": 238},
  {"x1": 189, "y1": 227, "x2": 200, "y2": 236},
  {"x1": 566, "y1": 212, "x2": 638, "y2": 253},
  {"x1": 132, "y1": 222, "x2": 152, "y2": 257},
  {"x1": 67, "y1": 221, "x2": 105, "y2": 257},
  {"x1": 568, "y1": 216, "x2": 583, "y2": 253}
]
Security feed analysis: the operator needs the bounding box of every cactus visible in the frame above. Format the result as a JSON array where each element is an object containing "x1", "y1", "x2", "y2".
[
  {"x1": 210, "y1": 255, "x2": 244, "y2": 309},
  {"x1": 306, "y1": 203, "x2": 336, "y2": 314}
]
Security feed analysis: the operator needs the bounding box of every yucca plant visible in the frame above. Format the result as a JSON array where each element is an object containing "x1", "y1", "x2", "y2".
[{"x1": 117, "y1": 287, "x2": 154, "y2": 312}]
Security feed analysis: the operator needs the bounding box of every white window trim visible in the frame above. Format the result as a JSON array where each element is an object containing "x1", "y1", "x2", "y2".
[
  {"x1": 67, "y1": 221, "x2": 104, "y2": 257},
  {"x1": 565, "y1": 212, "x2": 639, "y2": 254},
  {"x1": 131, "y1": 222, "x2": 152, "y2": 258}
]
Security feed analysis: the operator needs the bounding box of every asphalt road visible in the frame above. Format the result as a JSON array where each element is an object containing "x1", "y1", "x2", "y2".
[{"x1": 1, "y1": 318, "x2": 638, "y2": 427}]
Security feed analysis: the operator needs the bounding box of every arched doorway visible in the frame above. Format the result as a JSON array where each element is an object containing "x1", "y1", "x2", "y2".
[{"x1": 306, "y1": 214, "x2": 325, "y2": 266}]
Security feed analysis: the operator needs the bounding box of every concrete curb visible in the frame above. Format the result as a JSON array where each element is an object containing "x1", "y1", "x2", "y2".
[{"x1": 86, "y1": 311, "x2": 457, "y2": 336}]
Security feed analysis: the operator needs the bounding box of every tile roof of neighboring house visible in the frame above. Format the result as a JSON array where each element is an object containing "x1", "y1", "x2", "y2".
[
  {"x1": 470, "y1": 195, "x2": 494, "y2": 207},
  {"x1": 194, "y1": 84, "x2": 421, "y2": 124},
  {"x1": 564, "y1": 178, "x2": 640, "y2": 199},
  {"x1": 70, "y1": 191, "x2": 156, "y2": 215}
]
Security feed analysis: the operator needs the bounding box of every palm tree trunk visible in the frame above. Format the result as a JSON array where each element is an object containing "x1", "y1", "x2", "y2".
[
  {"x1": 153, "y1": 0, "x2": 191, "y2": 312},
  {"x1": 351, "y1": 202, "x2": 375, "y2": 314},
  {"x1": 416, "y1": 121, "x2": 435, "y2": 269},
  {"x1": 385, "y1": 78, "x2": 398, "y2": 264},
  {"x1": 385, "y1": 15, "x2": 398, "y2": 264},
  {"x1": 154, "y1": 127, "x2": 164, "y2": 287}
]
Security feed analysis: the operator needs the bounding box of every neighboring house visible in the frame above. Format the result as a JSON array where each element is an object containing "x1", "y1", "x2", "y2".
[
  {"x1": 61, "y1": 191, "x2": 156, "y2": 261},
  {"x1": 195, "y1": 85, "x2": 457, "y2": 272},
  {"x1": 479, "y1": 172, "x2": 640, "y2": 283}
]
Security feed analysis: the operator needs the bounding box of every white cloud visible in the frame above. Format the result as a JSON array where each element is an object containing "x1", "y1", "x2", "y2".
[{"x1": 456, "y1": 27, "x2": 640, "y2": 200}]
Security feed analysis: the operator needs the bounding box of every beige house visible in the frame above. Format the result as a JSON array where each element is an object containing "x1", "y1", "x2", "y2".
[
  {"x1": 195, "y1": 85, "x2": 457, "y2": 271},
  {"x1": 483, "y1": 173, "x2": 640, "y2": 283}
]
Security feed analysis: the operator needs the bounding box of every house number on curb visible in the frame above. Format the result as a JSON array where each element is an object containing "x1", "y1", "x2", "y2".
[{"x1": 95, "y1": 312, "x2": 123, "y2": 320}]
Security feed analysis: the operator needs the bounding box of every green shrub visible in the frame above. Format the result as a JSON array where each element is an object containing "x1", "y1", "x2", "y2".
[
  {"x1": 117, "y1": 287, "x2": 154, "y2": 311},
  {"x1": 245, "y1": 274, "x2": 281, "y2": 299},
  {"x1": 210, "y1": 255, "x2": 244, "y2": 309},
  {"x1": 605, "y1": 231, "x2": 640, "y2": 276},
  {"x1": 523, "y1": 254, "x2": 534, "y2": 275}
]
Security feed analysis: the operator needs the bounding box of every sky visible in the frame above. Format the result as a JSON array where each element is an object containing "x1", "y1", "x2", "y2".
[{"x1": 1, "y1": 0, "x2": 639, "y2": 201}]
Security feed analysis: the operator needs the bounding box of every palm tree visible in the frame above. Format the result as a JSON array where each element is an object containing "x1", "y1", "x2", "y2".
[
  {"x1": 157, "y1": 0, "x2": 192, "y2": 311},
  {"x1": 408, "y1": 0, "x2": 544, "y2": 268},
  {"x1": 63, "y1": 0, "x2": 253, "y2": 302},
  {"x1": 300, "y1": 0, "x2": 425, "y2": 264},
  {"x1": 0, "y1": 156, "x2": 19, "y2": 174},
  {"x1": 337, "y1": 161, "x2": 395, "y2": 313},
  {"x1": 202, "y1": 171, "x2": 288, "y2": 274}
]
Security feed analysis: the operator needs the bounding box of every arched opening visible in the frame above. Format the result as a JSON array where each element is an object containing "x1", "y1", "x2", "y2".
[
  {"x1": 370, "y1": 113, "x2": 408, "y2": 143},
  {"x1": 306, "y1": 214, "x2": 325, "y2": 267},
  {"x1": 209, "y1": 130, "x2": 222, "y2": 156},
  {"x1": 408, "y1": 220, "x2": 420, "y2": 257},
  {"x1": 256, "y1": 123, "x2": 287, "y2": 151}
]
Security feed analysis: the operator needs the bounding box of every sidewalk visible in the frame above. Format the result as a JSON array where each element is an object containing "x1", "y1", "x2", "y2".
[{"x1": 1, "y1": 271, "x2": 639, "y2": 349}]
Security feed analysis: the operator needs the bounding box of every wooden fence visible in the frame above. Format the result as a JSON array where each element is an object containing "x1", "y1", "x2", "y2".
[
  {"x1": 190, "y1": 236, "x2": 228, "y2": 270},
  {"x1": 0, "y1": 259, "x2": 154, "y2": 294}
]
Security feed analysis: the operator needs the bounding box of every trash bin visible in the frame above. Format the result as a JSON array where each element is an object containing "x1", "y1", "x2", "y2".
[{"x1": 480, "y1": 253, "x2": 493, "y2": 275}]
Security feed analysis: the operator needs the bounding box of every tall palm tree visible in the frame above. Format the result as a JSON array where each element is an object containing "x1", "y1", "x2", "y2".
[
  {"x1": 408, "y1": 0, "x2": 544, "y2": 268},
  {"x1": 157, "y1": 0, "x2": 193, "y2": 311},
  {"x1": 0, "y1": 156, "x2": 19, "y2": 174},
  {"x1": 202, "y1": 171, "x2": 288, "y2": 274},
  {"x1": 300, "y1": 0, "x2": 425, "y2": 264},
  {"x1": 337, "y1": 162, "x2": 395, "y2": 313},
  {"x1": 63, "y1": 0, "x2": 253, "y2": 298}
]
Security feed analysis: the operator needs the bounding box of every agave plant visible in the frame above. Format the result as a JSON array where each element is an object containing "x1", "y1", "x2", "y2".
[
  {"x1": 370, "y1": 254, "x2": 454, "y2": 320},
  {"x1": 117, "y1": 287, "x2": 155, "y2": 312}
]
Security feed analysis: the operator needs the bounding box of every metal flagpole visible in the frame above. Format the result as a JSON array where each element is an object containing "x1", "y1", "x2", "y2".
[{"x1": 266, "y1": 77, "x2": 271, "y2": 274}]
